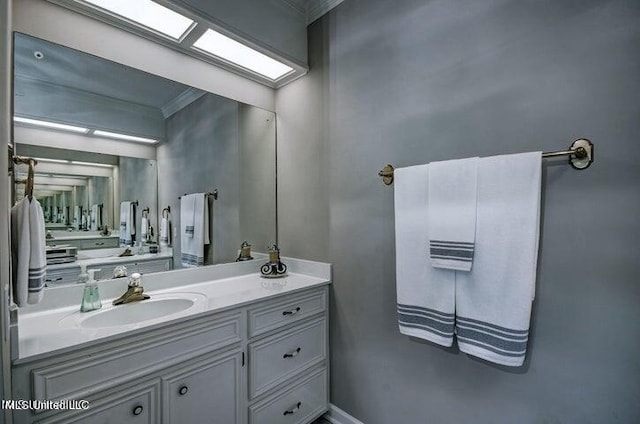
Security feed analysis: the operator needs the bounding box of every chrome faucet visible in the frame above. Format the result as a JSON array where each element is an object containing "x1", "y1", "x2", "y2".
[{"x1": 112, "y1": 273, "x2": 150, "y2": 305}]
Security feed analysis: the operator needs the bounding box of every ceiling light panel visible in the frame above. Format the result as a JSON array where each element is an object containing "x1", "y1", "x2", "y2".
[
  {"x1": 93, "y1": 130, "x2": 158, "y2": 144},
  {"x1": 82, "y1": 0, "x2": 194, "y2": 40},
  {"x1": 192, "y1": 29, "x2": 294, "y2": 80},
  {"x1": 71, "y1": 161, "x2": 114, "y2": 167},
  {"x1": 14, "y1": 117, "x2": 89, "y2": 133}
]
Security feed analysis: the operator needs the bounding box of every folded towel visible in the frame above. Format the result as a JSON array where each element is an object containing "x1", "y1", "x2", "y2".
[
  {"x1": 180, "y1": 194, "x2": 209, "y2": 267},
  {"x1": 160, "y1": 215, "x2": 171, "y2": 246},
  {"x1": 73, "y1": 206, "x2": 80, "y2": 230},
  {"x1": 455, "y1": 152, "x2": 541, "y2": 367},
  {"x1": 428, "y1": 157, "x2": 478, "y2": 271},
  {"x1": 11, "y1": 198, "x2": 46, "y2": 306},
  {"x1": 119, "y1": 201, "x2": 136, "y2": 246},
  {"x1": 81, "y1": 212, "x2": 87, "y2": 229},
  {"x1": 395, "y1": 165, "x2": 456, "y2": 347},
  {"x1": 141, "y1": 216, "x2": 149, "y2": 239}
]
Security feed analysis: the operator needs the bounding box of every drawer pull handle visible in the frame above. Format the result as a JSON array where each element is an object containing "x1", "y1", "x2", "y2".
[
  {"x1": 132, "y1": 405, "x2": 144, "y2": 416},
  {"x1": 282, "y1": 307, "x2": 301, "y2": 316},
  {"x1": 283, "y1": 347, "x2": 301, "y2": 359},
  {"x1": 283, "y1": 401, "x2": 302, "y2": 416},
  {"x1": 45, "y1": 277, "x2": 63, "y2": 282},
  {"x1": 96, "y1": 242, "x2": 104, "y2": 246},
  {"x1": 178, "y1": 385, "x2": 189, "y2": 396}
]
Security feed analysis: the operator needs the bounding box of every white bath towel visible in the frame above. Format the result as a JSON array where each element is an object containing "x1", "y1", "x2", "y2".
[
  {"x1": 180, "y1": 194, "x2": 209, "y2": 267},
  {"x1": 428, "y1": 157, "x2": 478, "y2": 271},
  {"x1": 11, "y1": 198, "x2": 46, "y2": 306},
  {"x1": 395, "y1": 165, "x2": 456, "y2": 347},
  {"x1": 119, "y1": 201, "x2": 136, "y2": 246},
  {"x1": 160, "y1": 215, "x2": 171, "y2": 246},
  {"x1": 455, "y1": 152, "x2": 541, "y2": 367},
  {"x1": 80, "y1": 212, "x2": 87, "y2": 230},
  {"x1": 28, "y1": 199, "x2": 46, "y2": 304}
]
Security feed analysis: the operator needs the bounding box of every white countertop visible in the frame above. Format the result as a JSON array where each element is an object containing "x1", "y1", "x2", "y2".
[{"x1": 15, "y1": 257, "x2": 331, "y2": 363}]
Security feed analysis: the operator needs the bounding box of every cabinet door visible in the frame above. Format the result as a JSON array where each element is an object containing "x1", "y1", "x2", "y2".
[
  {"x1": 162, "y1": 349, "x2": 242, "y2": 424},
  {"x1": 35, "y1": 380, "x2": 159, "y2": 424}
]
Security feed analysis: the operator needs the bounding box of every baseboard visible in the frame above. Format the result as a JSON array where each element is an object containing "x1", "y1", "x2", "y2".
[{"x1": 324, "y1": 403, "x2": 365, "y2": 424}]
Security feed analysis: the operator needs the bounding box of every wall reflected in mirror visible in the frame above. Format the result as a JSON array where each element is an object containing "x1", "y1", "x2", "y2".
[{"x1": 13, "y1": 32, "x2": 277, "y2": 286}]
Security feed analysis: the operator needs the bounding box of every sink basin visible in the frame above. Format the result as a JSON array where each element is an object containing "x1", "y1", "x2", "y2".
[
  {"x1": 59, "y1": 293, "x2": 207, "y2": 329},
  {"x1": 81, "y1": 298, "x2": 194, "y2": 328}
]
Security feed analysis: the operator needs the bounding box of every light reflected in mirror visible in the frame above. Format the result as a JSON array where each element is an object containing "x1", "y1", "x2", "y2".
[{"x1": 13, "y1": 32, "x2": 277, "y2": 287}]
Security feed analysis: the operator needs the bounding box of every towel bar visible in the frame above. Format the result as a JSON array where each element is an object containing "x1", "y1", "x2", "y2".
[
  {"x1": 178, "y1": 189, "x2": 218, "y2": 200},
  {"x1": 378, "y1": 138, "x2": 594, "y2": 185}
]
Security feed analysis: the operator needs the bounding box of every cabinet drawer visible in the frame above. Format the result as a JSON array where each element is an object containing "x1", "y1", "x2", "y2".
[
  {"x1": 249, "y1": 368, "x2": 327, "y2": 424},
  {"x1": 35, "y1": 379, "x2": 160, "y2": 424},
  {"x1": 162, "y1": 350, "x2": 242, "y2": 424},
  {"x1": 91, "y1": 259, "x2": 171, "y2": 281},
  {"x1": 45, "y1": 267, "x2": 81, "y2": 286},
  {"x1": 80, "y1": 238, "x2": 119, "y2": 249},
  {"x1": 249, "y1": 317, "x2": 326, "y2": 399},
  {"x1": 31, "y1": 313, "x2": 241, "y2": 403},
  {"x1": 248, "y1": 289, "x2": 327, "y2": 338}
]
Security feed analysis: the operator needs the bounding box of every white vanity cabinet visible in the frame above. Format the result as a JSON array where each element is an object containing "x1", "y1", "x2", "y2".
[
  {"x1": 45, "y1": 257, "x2": 173, "y2": 286},
  {"x1": 89, "y1": 257, "x2": 173, "y2": 281},
  {"x1": 46, "y1": 237, "x2": 119, "y2": 250},
  {"x1": 12, "y1": 284, "x2": 329, "y2": 424},
  {"x1": 162, "y1": 350, "x2": 243, "y2": 424}
]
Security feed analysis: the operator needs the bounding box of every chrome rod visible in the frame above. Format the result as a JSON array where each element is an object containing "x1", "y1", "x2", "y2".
[{"x1": 542, "y1": 147, "x2": 587, "y2": 159}]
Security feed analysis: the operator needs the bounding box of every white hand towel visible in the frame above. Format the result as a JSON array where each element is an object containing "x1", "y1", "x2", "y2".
[
  {"x1": 73, "y1": 206, "x2": 80, "y2": 230},
  {"x1": 28, "y1": 198, "x2": 46, "y2": 304},
  {"x1": 395, "y1": 165, "x2": 456, "y2": 347},
  {"x1": 455, "y1": 152, "x2": 541, "y2": 367},
  {"x1": 141, "y1": 216, "x2": 149, "y2": 239},
  {"x1": 182, "y1": 195, "x2": 196, "y2": 239},
  {"x1": 119, "y1": 201, "x2": 135, "y2": 246},
  {"x1": 90, "y1": 204, "x2": 98, "y2": 231},
  {"x1": 427, "y1": 157, "x2": 478, "y2": 271},
  {"x1": 10, "y1": 198, "x2": 46, "y2": 306},
  {"x1": 160, "y1": 216, "x2": 171, "y2": 246},
  {"x1": 180, "y1": 194, "x2": 210, "y2": 267}
]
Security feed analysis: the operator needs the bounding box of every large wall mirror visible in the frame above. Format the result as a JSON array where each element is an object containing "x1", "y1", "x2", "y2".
[{"x1": 12, "y1": 32, "x2": 277, "y2": 286}]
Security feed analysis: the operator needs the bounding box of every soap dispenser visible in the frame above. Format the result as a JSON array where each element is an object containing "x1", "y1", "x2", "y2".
[{"x1": 80, "y1": 268, "x2": 102, "y2": 312}]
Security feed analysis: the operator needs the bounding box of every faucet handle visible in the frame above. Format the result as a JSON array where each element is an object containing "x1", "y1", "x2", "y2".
[{"x1": 128, "y1": 272, "x2": 142, "y2": 287}]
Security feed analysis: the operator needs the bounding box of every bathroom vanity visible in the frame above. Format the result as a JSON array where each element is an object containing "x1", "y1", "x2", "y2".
[
  {"x1": 11, "y1": 257, "x2": 330, "y2": 424},
  {"x1": 45, "y1": 248, "x2": 174, "y2": 286}
]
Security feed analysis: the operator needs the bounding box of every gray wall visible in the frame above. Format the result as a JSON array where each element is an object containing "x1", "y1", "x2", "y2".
[
  {"x1": 119, "y1": 158, "x2": 158, "y2": 240},
  {"x1": 238, "y1": 104, "x2": 277, "y2": 250},
  {"x1": 276, "y1": 0, "x2": 640, "y2": 423},
  {"x1": 159, "y1": 93, "x2": 277, "y2": 266}
]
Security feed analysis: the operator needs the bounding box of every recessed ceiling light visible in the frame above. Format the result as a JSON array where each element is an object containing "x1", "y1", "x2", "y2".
[
  {"x1": 71, "y1": 161, "x2": 114, "y2": 168},
  {"x1": 93, "y1": 130, "x2": 158, "y2": 144},
  {"x1": 82, "y1": 0, "x2": 195, "y2": 40},
  {"x1": 14, "y1": 117, "x2": 89, "y2": 133},
  {"x1": 192, "y1": 29, "x2": 294, "y2": 80}
]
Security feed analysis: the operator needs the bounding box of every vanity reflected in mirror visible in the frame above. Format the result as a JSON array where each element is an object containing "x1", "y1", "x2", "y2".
[{"x1": 12, "y1": 32, "x2": 277, "y2": 286}]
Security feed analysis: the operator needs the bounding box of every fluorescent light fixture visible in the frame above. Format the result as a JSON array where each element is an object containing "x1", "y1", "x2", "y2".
[
  {"x1": 83, "y1": 0, "x2": 194, "y2": 40},
  {"x1": 32, "y1": 158, "x2": 71, "y2": 164},
  {"x1": 71, "y1": 161, "x2": 114, "y2": 168},
  {"x1": 14, "y1": 117, "x2": 89, "y2": 133},
  {"x1": 193, "y1": 29, "x2": 294, "y2": 80},
  {"x1": 93, "y1": 130, "x2": 158, "y2": 144}
]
